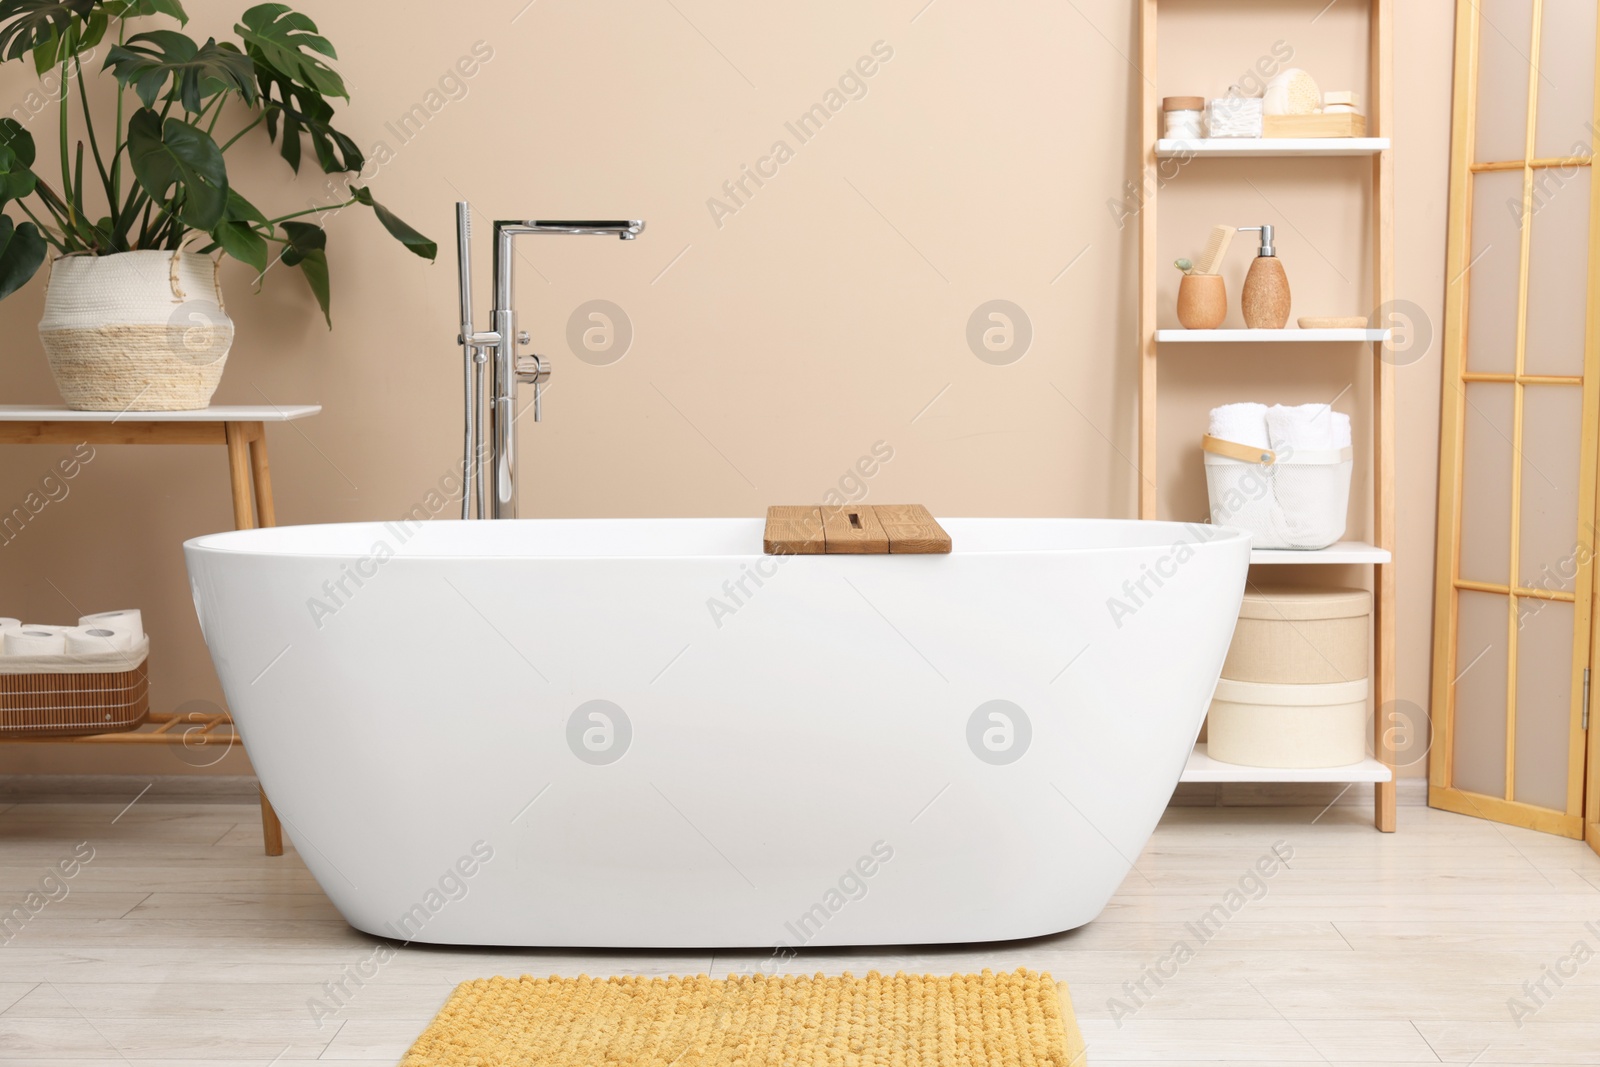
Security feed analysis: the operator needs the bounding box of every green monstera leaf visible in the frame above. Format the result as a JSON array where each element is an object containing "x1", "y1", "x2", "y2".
[
  {"x1": 0, "y1": 116, "x2": 34, "y2": 165},
  {"x1": 105, "y1": 30, "x2": 257, "y2": 112},
  {"x1": 351, "y1": 187, "x2": 436, "y2": 260},
  {"x1": 235, "y1": 3, "x2": 344, "y2": 99},
  {"x1": 0, "y1": 118, "x2": 36, "y2": 206},
  {"x1": 0, "y1": 213, "x2": 47, "y2": 301},
  {"x1": 101, "y1": 0, "x2": 189, "y2": 22},
  {"x1": 0, "y1": 144, "x2": 36, "y2": 205},
  {"x1": 204, "y1": 189, "x2": 268, "y2": 274},
  {"x1": 280, "y1": 219, "x2": 328, "y2": 325},
  {"x1": 125, "y1": 106, "x2": 228, "y2": 230},
  {"x1": 235, "y1": 3, "x2": 362, "y2": 174},
  {"x1": 258, "y1": 75, "x2": 361, "y2": 173},
  {"x1": 0, "y1": 0, "x2": 94, "y2": 65}
]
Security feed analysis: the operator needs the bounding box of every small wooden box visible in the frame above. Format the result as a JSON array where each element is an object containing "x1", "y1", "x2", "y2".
[{"x1": 1262, "y1": 113, "x2": 1367, "y2": 138}]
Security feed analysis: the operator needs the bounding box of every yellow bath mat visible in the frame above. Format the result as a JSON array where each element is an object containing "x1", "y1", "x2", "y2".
[{"x1": 401, "y1": 967, "x2": 1086, "y2": 1066}]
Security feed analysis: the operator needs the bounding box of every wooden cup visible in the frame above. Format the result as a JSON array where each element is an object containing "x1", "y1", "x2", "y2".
[{"x1": 1176, "y1": 273, "x2": 1227, "y2": 330}]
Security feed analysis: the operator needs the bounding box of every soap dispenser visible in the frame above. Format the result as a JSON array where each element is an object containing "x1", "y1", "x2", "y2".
[{"x1": 1238, "y1": 225, "x2": 1290, "y2": 329}]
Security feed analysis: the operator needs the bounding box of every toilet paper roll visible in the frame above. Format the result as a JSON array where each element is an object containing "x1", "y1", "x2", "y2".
[
  {"x1": 64, "y1": 626, "x2": 137, "y2": 654},
  {"x1": 3, "y1": 629, "x2": 68, "y2": 656},
  {"x1": 0, "y1": 618, "x2": 20, "y2": 632},
  {"x1": 79, "y1": 609, "x2": 143, "y2": 639}
]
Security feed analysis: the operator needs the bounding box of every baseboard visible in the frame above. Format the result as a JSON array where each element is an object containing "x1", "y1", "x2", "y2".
[
  {"x1": 1169, "y1": 775, "x2": 1427, "y2": 808},
  {"x1": 0, "y1": 773, "x2": 262, "y2": 803}
]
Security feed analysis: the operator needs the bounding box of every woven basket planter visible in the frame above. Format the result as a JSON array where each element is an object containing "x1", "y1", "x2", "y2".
[{"x1": 38, "y1": 250, "x2": 234, "y2": 412}]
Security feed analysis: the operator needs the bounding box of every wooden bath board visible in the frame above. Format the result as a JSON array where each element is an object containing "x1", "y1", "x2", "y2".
[{"x1": 763, "y1": 504, "x2": 951, "y2": 555}]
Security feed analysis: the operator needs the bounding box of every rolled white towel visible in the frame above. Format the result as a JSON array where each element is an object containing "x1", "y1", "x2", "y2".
[
  {"x1": 1264, "y1": 404, "x2": 1352, "y2": 549},
  {"x1": 1265, "y1": 403, "x2": 1351, "y2": 453},
  {"x1": 3, "y1": 629, "x2": 68, "y2": 656},
  {"x1": 64, "y1": 626, "x2": 138, "y2": 654},
  {"x1": 1208, "y1": 403, "x2": 1271, "y2": 449},
  {"x1": 79, "y1": 609, "x2": 144, "y2": 640}
]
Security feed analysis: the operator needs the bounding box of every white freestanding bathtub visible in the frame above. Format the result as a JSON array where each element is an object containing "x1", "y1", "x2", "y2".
[{"x1": 185, "y1": 517, "x2": 1249, "y2": 948}]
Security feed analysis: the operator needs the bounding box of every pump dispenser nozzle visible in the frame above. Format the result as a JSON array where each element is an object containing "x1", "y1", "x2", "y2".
[{"x1": 1239, "y1": 225, "x2": 1276, "y2": 257}]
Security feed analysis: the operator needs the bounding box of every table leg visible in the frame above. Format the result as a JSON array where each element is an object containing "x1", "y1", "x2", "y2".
[
  {"x1": 226, "y1": 421, "x2": 285, "y2": 856},
  {"x1": 247, "y1": 423, "x2": 276, "y2": 528},
  {"x1": 224, "y1": 422, "x2": 256, "y2": 531},
  {"x1": 259, "y1": 787, "x2": 284, "y2": 856}
]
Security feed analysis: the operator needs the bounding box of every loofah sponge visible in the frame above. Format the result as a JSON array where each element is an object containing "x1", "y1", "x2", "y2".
[{"x1": 1263, "y1": 68, "x2": 1321, "y2": 115}]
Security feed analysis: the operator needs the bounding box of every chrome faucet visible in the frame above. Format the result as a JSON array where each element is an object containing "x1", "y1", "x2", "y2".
[{"x1": 454, "y1": 202, "x2": 644, "y2": 519}]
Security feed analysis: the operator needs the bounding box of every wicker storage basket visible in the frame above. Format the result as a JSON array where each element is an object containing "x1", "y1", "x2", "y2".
[
  {"x1": 0, "y1": 639, "x2": 149, "y2": 737},
  {"x1": 38, "y1": 250, "x2": 233, "y2": 412}
]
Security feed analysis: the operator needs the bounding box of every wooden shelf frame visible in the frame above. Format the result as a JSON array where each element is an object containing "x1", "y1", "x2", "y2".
[
  {"x1": 1137, "y1": 0, "x2": 1396, "y2": 827},
  {"x1": 4, "y1": 709, "x2": 242, "y2": 746},
  {"x1": 0, "y1": 410, "x2": 314, "y2": 856}
]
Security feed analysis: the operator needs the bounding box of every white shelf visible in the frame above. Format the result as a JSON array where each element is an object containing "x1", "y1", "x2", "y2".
[
  {"x1": 1155, "y1": 137, "x2": 1390, "y2": 158},
  {"x1": 1156, "y1": 329, "x2": 1390, "y2": 343},
  {"x1": 1181, "y1": 743, "x2": 1393, "y2": 784},
  {"x1": 0, "y1": 404, "x2": 321, "y2": 422},
  {"x1": 1250, "y1": 541, "x2": 1392, "y2": 565}
]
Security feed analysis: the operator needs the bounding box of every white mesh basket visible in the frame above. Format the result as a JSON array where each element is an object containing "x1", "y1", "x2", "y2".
[{"x1": 1202, "y1": 434, "x2": 1353, "y2": 550}]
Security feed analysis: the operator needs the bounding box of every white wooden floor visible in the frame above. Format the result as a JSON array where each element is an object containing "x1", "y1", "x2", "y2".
[{"x1": 0, "y1": 795, "x2": 1597, "y2": 1065}]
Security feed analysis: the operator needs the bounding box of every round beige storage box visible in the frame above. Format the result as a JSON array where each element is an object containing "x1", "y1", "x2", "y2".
[
  {"x1": 1207, "y1": 677, "x2": 1370, "y2": 768},
  {"x1": 1222, "y1": 586, "x2": 1371, "y2": 684}
]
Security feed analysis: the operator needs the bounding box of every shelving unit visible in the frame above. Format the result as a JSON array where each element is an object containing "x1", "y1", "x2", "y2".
[
  {"x1": 1138, "y1": 0, "x2": 1397, "y2": 829},
  {"x1": 0, "y1": 405, "x2": 320, "y2": 856}
]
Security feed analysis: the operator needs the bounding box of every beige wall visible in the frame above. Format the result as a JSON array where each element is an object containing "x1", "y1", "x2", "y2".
[{"x1": 0, "y1": 0, "x2": 1454, "y2": 777}]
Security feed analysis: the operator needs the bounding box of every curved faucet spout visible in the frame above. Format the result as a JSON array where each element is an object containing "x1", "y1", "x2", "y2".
[{"x1": 498, "y1": 220, "x2": 645, "y2": 240}]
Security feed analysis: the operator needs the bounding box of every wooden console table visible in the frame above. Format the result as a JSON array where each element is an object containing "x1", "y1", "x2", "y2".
[{"x1": 0, "y1": 404, "x2": 321, "y2": 856}]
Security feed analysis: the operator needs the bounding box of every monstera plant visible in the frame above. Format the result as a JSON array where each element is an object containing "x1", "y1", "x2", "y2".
[{"x1": 0, "y1": 0, "x2": 434, "y2": 409}]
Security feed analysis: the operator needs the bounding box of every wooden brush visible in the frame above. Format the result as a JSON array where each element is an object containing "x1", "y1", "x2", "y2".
[{"x1": 1193, "y1": 225, "x2": 1235, "y2": 275}]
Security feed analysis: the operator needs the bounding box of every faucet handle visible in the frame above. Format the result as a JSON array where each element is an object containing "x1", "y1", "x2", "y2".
[
  {"x1": 516, "y1": 354, "x2": 552, "y2": 422},
  {"x1": 514, "y1": 353, "x2": 551, "y2": 385}
]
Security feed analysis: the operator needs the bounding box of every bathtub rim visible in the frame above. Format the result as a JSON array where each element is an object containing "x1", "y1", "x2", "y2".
[{"x1": 183, "y1": 516, "x2": 1252, "y2": 562}]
